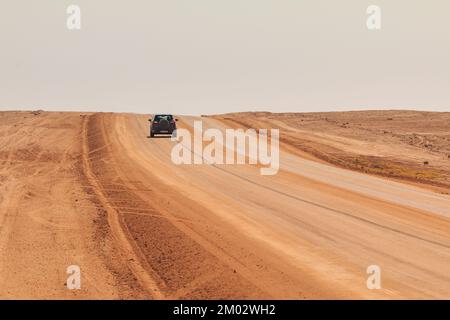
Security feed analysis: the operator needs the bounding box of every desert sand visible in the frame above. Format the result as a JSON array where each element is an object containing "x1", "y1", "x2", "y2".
[{"x1": 0, "y1": 110, "x2": 450, "y2": 299}]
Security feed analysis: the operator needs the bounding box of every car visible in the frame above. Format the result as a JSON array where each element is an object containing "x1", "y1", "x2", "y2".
[{"x1": 148, "y1": 114, "x2": 178, "y2": 137}]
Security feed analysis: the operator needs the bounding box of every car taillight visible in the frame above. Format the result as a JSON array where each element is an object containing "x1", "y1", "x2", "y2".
[{"x1": 153, "y1": 121, "x2": 159, "y2": 124}]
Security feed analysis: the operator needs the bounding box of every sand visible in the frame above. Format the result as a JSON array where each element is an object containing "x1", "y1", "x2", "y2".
[{"x1": 1, "y1": 110, "x2": 450, "y2": 299}]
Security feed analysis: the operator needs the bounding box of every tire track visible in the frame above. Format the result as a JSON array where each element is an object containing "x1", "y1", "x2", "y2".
[{"x1": 81, "y1": 115, "x2": 165, "y2": 299}]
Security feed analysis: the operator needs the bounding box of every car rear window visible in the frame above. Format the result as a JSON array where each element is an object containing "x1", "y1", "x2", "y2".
[{"x1": 154, "y1": 115, "x2": 173, "y2": 121}]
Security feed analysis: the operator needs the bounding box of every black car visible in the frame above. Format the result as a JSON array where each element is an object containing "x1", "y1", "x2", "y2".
[{"x1": 149, "y1": 114, "x2": 178, "y2": 137}]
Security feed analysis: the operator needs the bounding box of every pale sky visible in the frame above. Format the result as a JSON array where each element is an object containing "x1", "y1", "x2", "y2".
[{"x1": 0, "y1": 0, "x2": 449, "y2": 115}]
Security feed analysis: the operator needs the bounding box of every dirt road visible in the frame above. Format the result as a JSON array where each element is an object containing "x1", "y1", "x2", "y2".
[{"x1": 1, "y1": 111, "x2": 450, "y2": 299}]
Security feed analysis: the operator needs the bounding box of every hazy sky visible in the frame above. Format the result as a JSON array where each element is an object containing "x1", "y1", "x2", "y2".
[{"x1": 0, "y1": 0, "x2": 449, "y2": 114}]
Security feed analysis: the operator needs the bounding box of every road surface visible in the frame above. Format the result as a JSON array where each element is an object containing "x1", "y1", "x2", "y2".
[{"x1": 0, "y1": 112, "x2": 450, "y2": 299}]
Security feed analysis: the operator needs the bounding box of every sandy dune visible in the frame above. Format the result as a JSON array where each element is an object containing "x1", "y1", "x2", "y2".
[{"x1": 1, "y1": 111, "x2": 450, "y2": 299}]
